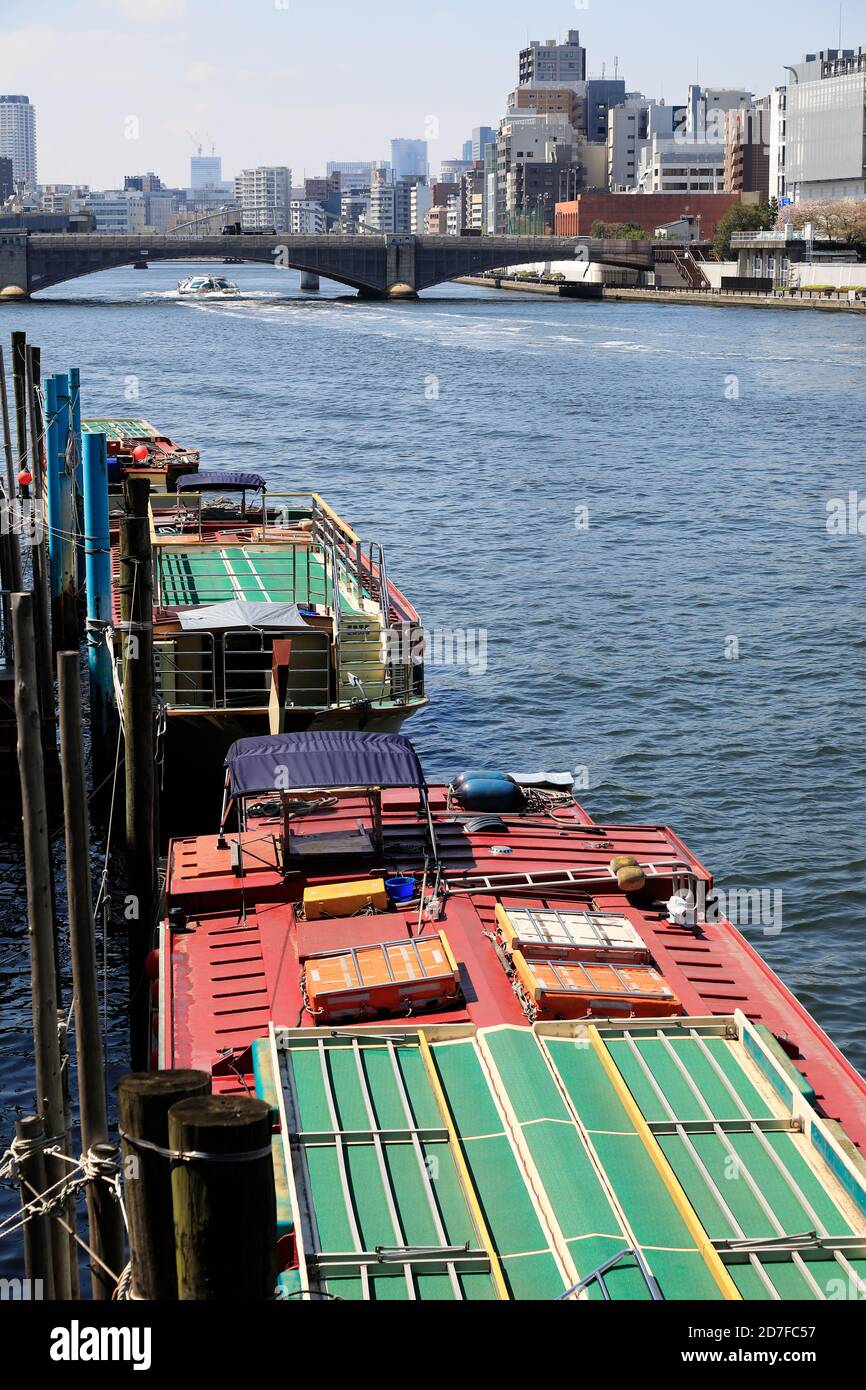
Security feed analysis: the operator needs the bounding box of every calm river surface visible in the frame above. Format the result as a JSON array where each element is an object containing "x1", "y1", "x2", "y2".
[{"x1": 2, "y1": 262, "x2": 865, "y2": 1273}]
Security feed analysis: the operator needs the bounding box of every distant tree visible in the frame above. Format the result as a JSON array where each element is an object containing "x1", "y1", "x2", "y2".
[
  {"x1": 591, "y1": 218, "x2": 646, "y2": 239},
  {"x1": 713, "y1": 203, "x2": 776, "y2": 259}
]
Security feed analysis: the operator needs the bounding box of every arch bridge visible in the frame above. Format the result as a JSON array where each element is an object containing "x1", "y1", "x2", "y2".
[{"x1": 1, "y1": 232, "x2": 654, "y2": 300}]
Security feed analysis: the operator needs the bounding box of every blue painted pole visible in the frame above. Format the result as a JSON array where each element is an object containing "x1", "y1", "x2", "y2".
[
  {"x1": 69, "y1": 366, "x2": 85, "y2": 591},
  {"x1": 53, "y1": 372, "x2": 77, "y2": 648},
  {"x1": 83, "y1": 430, "x2": 114, "y2": 761}
]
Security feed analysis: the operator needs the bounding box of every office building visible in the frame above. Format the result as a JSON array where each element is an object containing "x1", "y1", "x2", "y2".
[
  {"x1": 85, "y1": 190, "x2": 147, "y2": 234},
  {"x1": 783, "y1": 47, "x2": 866, "y2": 200},
  {"x1": 0, "y1": 95, "x2": 37, "y2": 189},
  {"x1": 191, "y1": 154, "x2": 222, "y2": 190},
  {"x1": 390, "y1": 139, "x2": 428, "y2": 180},
  {"x1": 0, "y1": 158, "x2": 13, "y2": 203}
]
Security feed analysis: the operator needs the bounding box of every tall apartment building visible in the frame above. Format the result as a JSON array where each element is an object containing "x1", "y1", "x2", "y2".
[
  {"x1": 390, "y1": 139, "x2": 428, "y2": 180},
  {"x1": 290, "y1": 200, "x2": 327, "y2": 234},
  {"x1": 367, "y1": 175, "x2": 418, "y2": 232},
  {"x1": 494, "y1": 112, "x2": 579, "y2": 230},
  {"x1": 234, "y1": 166, "x2": 291, "y2": 231},
  {"x1": 0, "y1": 95, "x2": 37, "y2": 190},
  {"x1": 519, "y1": 31, "x2": 586, "y2": 86},
  {"x1": 783, "y1": 47, "x2": 866, "y2": 201},
  {"x1": 724, "y1": 103, "x2": 770, "y2": 198}
]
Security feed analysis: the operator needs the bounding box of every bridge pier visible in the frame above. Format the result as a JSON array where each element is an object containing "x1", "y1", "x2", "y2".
[
  {"x1": 299, "y1": 271, "x2": 320, "y2": 292},
  {"x1": 0, "y1": 234, "x2": 30, "y2": 299}
]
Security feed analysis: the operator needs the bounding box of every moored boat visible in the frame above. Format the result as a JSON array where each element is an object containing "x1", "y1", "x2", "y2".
[
  {"x1": 111, "y1": 478, "x2": 426, "y2": 803},
  {"x1": 82, "y1": 417, "x2": 200, "y2": 494},
  {"x1": 153, "y1": 730, "x2": 866, "y2": 1302}
]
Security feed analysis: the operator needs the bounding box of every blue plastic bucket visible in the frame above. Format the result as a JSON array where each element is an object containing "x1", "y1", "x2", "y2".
[{"x1": 385, "y1": 875, "x2": 416, "y2": 903}]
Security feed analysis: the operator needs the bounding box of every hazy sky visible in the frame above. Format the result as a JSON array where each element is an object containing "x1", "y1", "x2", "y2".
[{"x1": 1, "y1": 0, "x2": 857, "y2": 187}]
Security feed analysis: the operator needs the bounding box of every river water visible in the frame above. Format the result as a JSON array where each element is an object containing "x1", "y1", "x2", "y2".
[{"x1": 2, "y1": 261, "x2": 866, "y2": 1276}]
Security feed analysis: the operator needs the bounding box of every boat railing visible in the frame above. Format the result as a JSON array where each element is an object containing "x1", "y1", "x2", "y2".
[{"x1": 154, "y1": 629, "x2": 332, "y2": 712}]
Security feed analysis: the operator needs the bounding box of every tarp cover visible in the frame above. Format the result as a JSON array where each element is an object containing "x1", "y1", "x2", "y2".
[
  {"x1": 175, "y1": 471, "x2": 266, "y2": 491},
  {"x1": 177, "y1": 600, "x2": 310, "y2": 631},
  {"x1": 225, "y1": 730, "x2": 425, "y2": 797}
]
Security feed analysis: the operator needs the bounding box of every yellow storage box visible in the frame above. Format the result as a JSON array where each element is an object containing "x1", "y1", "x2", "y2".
[{"x1": 303, "y1": 877, "x2": 388, "y2": 921}]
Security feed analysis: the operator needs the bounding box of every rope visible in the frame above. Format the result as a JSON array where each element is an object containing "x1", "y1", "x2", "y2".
[{"x1": 119, "y1": 1131, "x2": 273, "y2": 1165}]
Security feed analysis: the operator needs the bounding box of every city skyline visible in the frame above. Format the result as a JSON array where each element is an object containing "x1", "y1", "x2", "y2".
[{"x1": 0, "y1": 0, "x2": 857, "y2": 188}]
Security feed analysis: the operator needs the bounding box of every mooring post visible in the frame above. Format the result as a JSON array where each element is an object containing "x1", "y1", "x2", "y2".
[
  {"x1": 0, "y1": 344, "x2": 23, "y2": 592},
  {"x1": 168, "y1": 1095, "x2": 277, "y2": 1301},
  {"x1": 25, "y1": 345, "x2": 56, "y2": 756},
  {"x1": 52, "y1": 372, "x2": 77, "y2": 649},
  {"x1": 44, "y1": 374, "x2": 63, "y2": 643},
  {"x1": 10, "y1": 330, "x2": 29, "y2": 476},
  {"x1": 14, "y1": 1115, "x2": 56, "y2": 1300},
  {"x1": 82, "y1": 431, "x2": 114, "y2": 776},
  {"x1": 11, "y1": 592, "x2": 72, "y2": 1300},
  {"x1": 117, "y1": 1071, "x2": 211, "y2": 1300},
  {"x1": 58, "y1": 650, "x2": 126, "y2": 1298},
  {"x1": 119, "y1": 476, "x2": 156, "y2": 1067}
]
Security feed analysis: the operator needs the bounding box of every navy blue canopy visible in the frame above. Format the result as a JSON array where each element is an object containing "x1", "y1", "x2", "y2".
[
  {"x1": 176, "y1": 471, "x2": 266, "y2": 492},
  {"x1": 224, "y1": 731, "x2": 425, "y2": 798}
]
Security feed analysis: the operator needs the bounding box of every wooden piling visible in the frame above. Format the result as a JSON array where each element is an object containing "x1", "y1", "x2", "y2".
[
  {"x1": 0, "y1": 344, "x2": 23, "y2": 593},
  {"x1": 168, "y1": 1095, "x2": 277, "y2": 1301},
  {"x1": 11, "y1": 592, "x2": 72, "y2": 1299},
  {"x1": 118, "y1": 476, "x2": 155, "y2": 1067},
  {"x1": 117, "y1": 1071, "x2": 211, "y2": 1300},
  {"x1": 24, "y1": 345, "x2": 56, "y2": 754},
  {"x1": 58, "y1": 650, "x2": 126, "y2": 1298},
  {"x1": 10, "y1": 331, "x2": 28, "y2": 475},
  {"x1": 14, "y1": 1115, "x2": 56, "y2": 1300}
]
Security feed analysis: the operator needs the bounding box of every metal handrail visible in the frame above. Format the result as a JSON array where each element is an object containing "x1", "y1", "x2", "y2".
[{"x1": 557, "y1": 1246, "x2": 663, "y2": 1301}]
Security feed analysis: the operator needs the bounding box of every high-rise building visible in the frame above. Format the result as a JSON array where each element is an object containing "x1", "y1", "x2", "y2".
[
  {"x1": 783, "y1": 47, "x2": 866, "y2": 201},
  {"x1": 768, "y1": 87, "x2": 788, "y2": 202},
  {"x1": 519, "y1": 31, "x2": 586, "y2": 87},
  {"x1": 233, "y1": 166, "x2": 291, "y2": 231},
  {"x1": 0, "y1": 157, "x2": 13, "y2": 203},
  {"x1": 685, "y1": 86, "x2": 754, "y2": 141},
  {"x1": 0, "y1": 95, "x2": 37, "y2": 190},
  {"x1": 471, "y1": 127, "x2": 497, "y2": 161},
  {"x1": 390, "y1": 139, "x2": 428, "y2": 180},
  {"x1": 191, "y1": 154, "x2": 222, "y2": 190}
]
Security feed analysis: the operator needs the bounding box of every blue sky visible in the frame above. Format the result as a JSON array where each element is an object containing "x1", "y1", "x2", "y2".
[{"x1": 1, "y1": 0, "x2": 858, "y2": 186}]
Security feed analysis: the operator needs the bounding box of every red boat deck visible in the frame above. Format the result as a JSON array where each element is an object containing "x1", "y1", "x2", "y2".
[{"x1": 160, "y1": 787, "x2": 866, "y2": 1153}]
